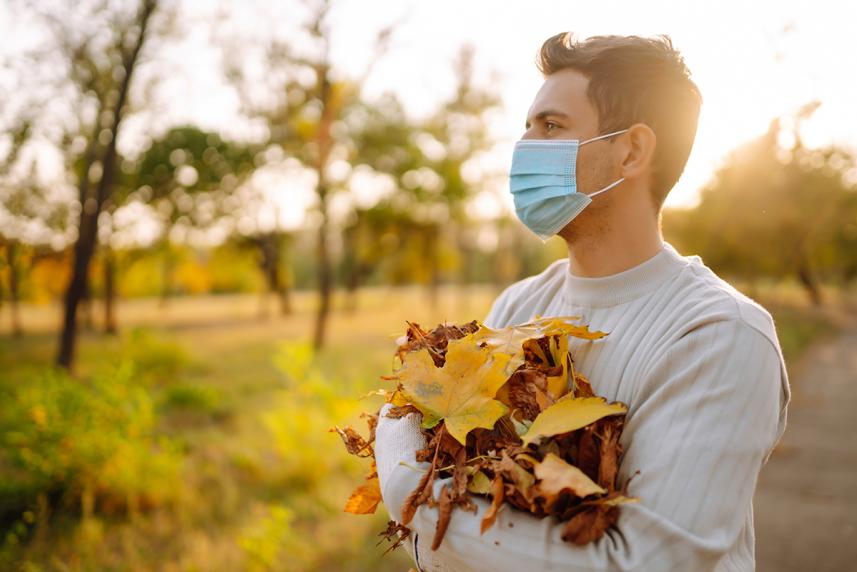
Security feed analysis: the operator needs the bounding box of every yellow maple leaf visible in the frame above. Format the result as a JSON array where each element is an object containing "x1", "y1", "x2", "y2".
[
  {"x1": 344, "y1": 476, "x2": 382, "y2": 514},
  {"x1": 521, "y1": 396, "x2": 627, "y2": 446},
  {"x1": 392, "y1": 333, "x2": 512, "y2": 445}
]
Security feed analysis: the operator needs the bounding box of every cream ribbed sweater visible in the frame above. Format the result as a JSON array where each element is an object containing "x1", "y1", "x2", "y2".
[{"x1": 375, "y1": 240, "x2": 790, "y2": 571}]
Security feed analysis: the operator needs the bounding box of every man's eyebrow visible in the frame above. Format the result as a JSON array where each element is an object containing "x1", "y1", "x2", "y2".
[{"x1": 525, "y1": 110, "x2": 570, "y2": 128}]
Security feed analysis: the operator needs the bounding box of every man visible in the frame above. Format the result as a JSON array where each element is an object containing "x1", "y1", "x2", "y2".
[{"x1": 374, "y1": 32, "x2": 790, "y2": 571}]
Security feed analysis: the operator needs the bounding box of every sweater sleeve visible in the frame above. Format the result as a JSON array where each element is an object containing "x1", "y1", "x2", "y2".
[{"x1": 379, "y1": 318, "x2": 787, "y2": 571}]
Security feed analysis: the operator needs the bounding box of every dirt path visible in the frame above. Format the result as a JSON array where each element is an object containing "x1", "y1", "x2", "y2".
[{"x1": 754, "y1": 315, "x2": 857, "y2": 571}]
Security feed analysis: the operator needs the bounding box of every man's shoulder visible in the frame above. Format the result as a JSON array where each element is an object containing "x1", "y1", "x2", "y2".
[
  {"x1": 678, "y1": 257, "x2": 781, "y2": 353},
  {"x1": 671, "y1": 256, "x2": 791, "y2": 436}
]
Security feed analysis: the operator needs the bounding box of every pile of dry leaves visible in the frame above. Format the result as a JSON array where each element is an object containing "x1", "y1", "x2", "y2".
[{"x1": 332, "y1": 316, "x2": 638, "y2": 553}]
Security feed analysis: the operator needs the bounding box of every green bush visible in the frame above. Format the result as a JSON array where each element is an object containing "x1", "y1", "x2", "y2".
[
  {"x1": 121, "y1": 328, "x2": 190, "y2": 385},
  {"x1": 0, "y1": 361, "x2": 184, "y2": 532}
]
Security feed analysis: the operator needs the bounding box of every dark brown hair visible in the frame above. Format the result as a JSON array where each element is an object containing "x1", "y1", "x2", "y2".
[{"x1": 537, "y1": 33, "x2": 702, "y2": 209}]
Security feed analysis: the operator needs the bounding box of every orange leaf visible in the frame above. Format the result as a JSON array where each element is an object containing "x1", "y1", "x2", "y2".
[{"x1": 344, "y1": 477, "x2": 382, "y2": 514}]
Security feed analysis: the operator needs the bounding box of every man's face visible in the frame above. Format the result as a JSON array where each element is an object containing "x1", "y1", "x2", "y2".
[{"x1": 521, "y1": 68, "x2": 621, "y2": 239}]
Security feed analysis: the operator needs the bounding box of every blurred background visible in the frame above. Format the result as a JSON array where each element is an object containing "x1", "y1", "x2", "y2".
[{"x1": 1, "y1": 0, "x2": 856, "y2": 570}]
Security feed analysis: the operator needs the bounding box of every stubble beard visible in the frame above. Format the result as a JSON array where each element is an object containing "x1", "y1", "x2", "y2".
[{"x1": 558, "y1": 154, "x2": 617, "y2": 246}]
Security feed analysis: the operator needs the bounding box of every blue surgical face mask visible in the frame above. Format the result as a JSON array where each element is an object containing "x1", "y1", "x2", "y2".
[{"x1": 509, "y1": 129, "x2": 629, "y2": 241}]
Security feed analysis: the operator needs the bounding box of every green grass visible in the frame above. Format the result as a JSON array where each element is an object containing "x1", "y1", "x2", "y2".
[
  {"x1": 0, "y1": 286, "x2": 500, "y2": 572},
  {"x1": 0, "y1": 283, "x2": 845, "y2": 571}
]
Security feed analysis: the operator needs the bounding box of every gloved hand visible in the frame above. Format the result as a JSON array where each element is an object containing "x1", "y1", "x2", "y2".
[
  {"x1": 376, "y1": 403, "x2": 475, "y2": 572},
  {"x1": 374, "y1": 402, "x2": 428, "y2": 521},
  {"x1": 375, "y1": 403, "x2": 435, "y2": 570}
]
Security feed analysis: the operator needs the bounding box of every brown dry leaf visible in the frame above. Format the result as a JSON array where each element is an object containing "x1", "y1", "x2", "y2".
[
  {"x1": 330, "y1": 426, "x2": 371, "y2": 457},
  {"x1": 395, "y1": 320, "x2": 480, "y2": 367},
  {"x1": 598, "y1": 418, "x2": 624, "y2": 490},
  {"x1": 432, "y1": 485, "x2": 454, "y2": 550},
  {"x1": 401, "y1": 465, "x2": 435, "y2": 525},
  {"x1": 533, "y1": 453, "x2": 606, "y2": 511},
  {"x1": 496, "y1": 368, "x2": 550, "y2": 421},
  {"x1": 496, "y1": 451, "x2": 535, "y2": 501},
  {"x1": 521, "y1": 396, "x2": 628, "y2": 446},
  {"x1": 378, "y1": 520, "x2": 412, "y2": 554},
  {"x1": 573, "y1": 372, "x2": 596, "y2": 398},
  {"x1": 451, "y1": 446, "x2": 469, "y2": 498},
  {"x1": 391, "y1": 334, "x2": 512, "y2": 445},
  {"x1": 480, "y1": 474, "x2": 506, "y2": 534},
  {"x1": 385, "y1": 404, "x2": 422, "y2": 419},
  {"x1": 344, "y1": 476, "x2": 382, "y2": 514},
  {"x1": 561, "y1": 504, "x2": 619, "y2": 545},
  {"x1": 576, "y1": 424, "x2": 600, "y2": 482}
]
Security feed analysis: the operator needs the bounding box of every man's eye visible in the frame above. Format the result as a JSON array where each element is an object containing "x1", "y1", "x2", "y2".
[{"x1": 545, "y1": 122, "x2": 560, "y2": 132}]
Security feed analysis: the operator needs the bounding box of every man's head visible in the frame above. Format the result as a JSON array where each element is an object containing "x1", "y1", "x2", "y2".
[{"x1": 521, "y1": 33, "x2": 701, "y2": 237}]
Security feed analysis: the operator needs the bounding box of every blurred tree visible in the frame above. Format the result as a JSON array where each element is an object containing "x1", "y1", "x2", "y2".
[
  {"x1": 664, "y1": 103, "x2": 857, "y2": 305},
  {"x1": 339, "y1": 202, "x2": 407, "y2": 313},
  {"x1": 339, "y1": 93, "x2": 421, "y2": 310},
  {"x1": 420, "y1": 45, "x2": 502, "y2": 307},
  {"x1": 7, "y1": 0, "x2": 168, "y2": 369},
  {"x1": 125, "y1": 125, "x2": 256, "y2": 312},
  {"x1": 219, "y1": 0, "x2": 397, "y2": 351},
  {"x1": 0, "y1": 115, "x2": 70, "y2": 336},
  {"x1": 343, "y1": 46, "x2": 502, "y2": 310},
  {"x1": 233, "y1": 230, "x2": 296, "y2": 318}
]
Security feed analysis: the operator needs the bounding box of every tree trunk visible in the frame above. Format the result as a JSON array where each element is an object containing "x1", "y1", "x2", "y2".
[
  {"x1": 343, "y1": 262, "x2": 360, "y2": 314},
  {"x1": 159, "y1": 246, "x2": 173, "y2": 308},
  {"x1": 312, "y1": 185, "x2": 332, "y2": 352},
  {"x1": 0, "y1": 259, "x2": 4, "y2": 332},
  {"x1": 456, "y1": 236, "x2": 473, "y2": 319},
  {"x1": 58, "y1": 217, "x2": 97, "y2": 368},
  {"x1": 341, "y1": 224, "x2": 360, "y2": 314},
  {"x1": 103, "y1": 246, "x2": 117, "y2": 334},
  {"x1": 311, "y1": 58, "x2": 335, "y2": 353},
  {"x1": 57, "y1": 0, "x2": 157, "y2": 370},
  {"x1": 272, "y1": 238, "x2": 292, "y2": 316},
  {"x1": 797, "y1": 261, "x2": 823, "y2": 306},
  {"x1": 279, "y1": 274, "x2": 292, "y2": 316},
  {"x1": 256, "y1": 233, "x2": 289, "y2": 319},
  {"x1": 6, "y1": 242, "x2": 22, "y2": 337},
  {"x1": 425, "y1": 225, "x2": 440, "y2": 312},
  {"x1": 82, "y1": 279, "x2": 95, "y2": 331}
]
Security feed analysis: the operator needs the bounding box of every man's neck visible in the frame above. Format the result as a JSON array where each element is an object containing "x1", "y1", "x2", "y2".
[{"x1": 565, "y1": 223, "x2": 664, "y2": 278}]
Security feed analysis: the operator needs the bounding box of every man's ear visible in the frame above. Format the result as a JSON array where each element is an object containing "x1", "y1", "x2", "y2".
[{"x1": 618, "y1": 123, "x2": 656, "y2": 180}]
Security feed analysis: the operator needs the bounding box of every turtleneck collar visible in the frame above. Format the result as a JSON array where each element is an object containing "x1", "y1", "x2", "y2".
[{"x1": 562, "y1": 241, "x2": 691, "y2": 308}]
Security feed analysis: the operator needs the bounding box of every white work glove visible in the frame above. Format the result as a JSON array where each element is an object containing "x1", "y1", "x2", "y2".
[
  {"x1": 374, "y1": 402, "x2": 444, "y2": 571},
  {"x1": 375, "y1": 403, "x2": 495, "y2": 572},
  {"x1": 374, "y1": 402, "x2": 428, "y2": 520}
]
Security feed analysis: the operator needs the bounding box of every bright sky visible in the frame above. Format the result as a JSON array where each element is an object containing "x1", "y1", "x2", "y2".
[{"x1": 3, "y1": 0, "x2": 856, "y2": 237}]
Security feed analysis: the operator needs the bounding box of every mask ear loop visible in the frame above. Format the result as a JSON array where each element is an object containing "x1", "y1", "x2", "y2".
[
  {"x1": 588, "y1": 177, "x2": 626, "y2": 198},
  {"x1": 580, "y1": 128, "x2": 629, "y2": 198},
  {"x1": 580, "y1": 128, "x2": 630, "y2": 146}
]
